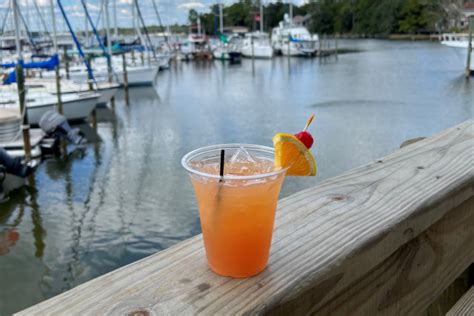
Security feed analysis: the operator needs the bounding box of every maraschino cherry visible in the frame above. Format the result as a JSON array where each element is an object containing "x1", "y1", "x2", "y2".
[{"x1": 294, "y1": 114, "x2": 315, "y2": 149}]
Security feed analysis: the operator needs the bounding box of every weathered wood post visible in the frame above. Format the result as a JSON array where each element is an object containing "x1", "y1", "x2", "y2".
[
  {"x1": 87, "y1": 55, "x2": 94, "y2": 91},
  {"x1": 108, "y1": 57, "x2": 115, "y2": 109},
  {"x1": 287, "y1": 36, "x2": 290, "y2": 59},
  {"x1": 86, "y1": 55, "x2": 97, "y2": 130},
  {"x1": 63, "y1": 46, "x2": 70, "y2": 80},
  {"x1": 319, "y1": 34, "x2": 323, "y2": 57},
  {"x1": 15, "y1": 64, "x2": 31, "y2": 160},
  {"x1": 55, "y1": 56, "x2": 63, "y2": 115},
  {"x1": 122, "y1": 53, "x2": 130, "y2": 106},
  {"x1": 466, "y1": 17, "x2": 473, "y2": 78},
  {"x1": 251, "y1": 35, "x2": 255, "y2": 60}
]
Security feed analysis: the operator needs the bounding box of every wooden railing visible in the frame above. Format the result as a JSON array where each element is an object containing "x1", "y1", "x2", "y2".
[{"x1": 17, "y1": 120, "x2": 473, "y2": 315}]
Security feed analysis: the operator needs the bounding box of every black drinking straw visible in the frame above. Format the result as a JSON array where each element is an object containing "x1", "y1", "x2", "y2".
[{"x1": 219, "y1": 149, "x2": 225, "y2": 182}]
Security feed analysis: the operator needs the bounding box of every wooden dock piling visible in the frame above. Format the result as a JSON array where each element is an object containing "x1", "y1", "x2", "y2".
[
  {"x1": 15, "y1": 64, "x2": 31, "y2": 160},
  {"x1": 55, "y1": 61, "x2": 63, "y2": 115},
  {"x1": 122, "y1": 53, "x2": 130, "y2": 106},
  {"x1": 63, "y1": 47, "x2": 70, "y2": 80},
  {"x1": 86, "y1": 55, "x2": 93, "y2": 91},
  {"x1": 466, "y1": 17, "x2": 473, "y2": 78}
]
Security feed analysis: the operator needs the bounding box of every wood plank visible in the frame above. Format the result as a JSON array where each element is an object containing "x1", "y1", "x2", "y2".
[
  {"x1": 447, "y1": 287, "x2": 474, "y2": 316},
  {"x1": 280, "y1": 197, "x2": 474, "y2": 315},
  {"x1": 17, "y1": 120, "x2": 474, "y2": 315}
]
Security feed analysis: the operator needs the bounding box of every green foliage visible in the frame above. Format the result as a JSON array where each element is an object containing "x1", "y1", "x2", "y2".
[{"x1": 186, "y1": 0, "x2": 449, "y2": 36}]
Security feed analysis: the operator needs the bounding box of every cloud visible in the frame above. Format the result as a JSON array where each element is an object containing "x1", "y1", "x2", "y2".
[{"x1": 178, "y1": 2, "x2": 205, "y2": 11}]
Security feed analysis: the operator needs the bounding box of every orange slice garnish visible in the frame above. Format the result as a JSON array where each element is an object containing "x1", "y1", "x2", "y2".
[{"x1": 273, "y1": 133, "x2": 317, "y2": 176}]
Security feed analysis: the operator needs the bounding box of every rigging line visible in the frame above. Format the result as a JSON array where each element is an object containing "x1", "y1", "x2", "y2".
[
  {"x1": 0, "y1": 0, "x2": 12, "y2": 36},
  {"x1": 80, "y1": 0, "x2": 107, "y2": 55},
  {"x1": 94, "y1": 0, "x2": 104, "y2": 35},
  {"x1": 17, "y1": 5, "x2": 39, "y2": 52},
  {"x1": 32, "y1": 0, "x2": 53, "y2": 41},
  {"x1": 57, "y1": 0, "x2": 98, "y2": 88},
  {"x1": 152, "y1": 0, "x2": 171, "y2": 51},
  {"x1": 134, "y1": 0, "x2": 157, "y2": 59}
]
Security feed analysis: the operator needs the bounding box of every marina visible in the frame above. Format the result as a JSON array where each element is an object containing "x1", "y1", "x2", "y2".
[{"x1": 0, "y1": 0, "x2": 473, "y2": 314}]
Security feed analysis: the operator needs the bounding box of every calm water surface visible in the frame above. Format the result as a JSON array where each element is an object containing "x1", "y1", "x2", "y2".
[{"x1": 0, "y1": 40, "x2": 472, "y2": 314}]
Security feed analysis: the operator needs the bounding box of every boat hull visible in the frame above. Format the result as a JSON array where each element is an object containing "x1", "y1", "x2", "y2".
[
  {"x1": 96, "y1": 87, "x2": 119, "y2": 105},
  {"x1": 68, "y1": 66, "x2": 159, "y2": 87},
  {"x1": 242, "y1": 46, "x2": 273, "y2": 59},
  {"x1": 27, "y1": 95, "x2": 98, "y2": 125},
  {"x1": 441, "y1": 41, "x2": 474, "y2": 71}
]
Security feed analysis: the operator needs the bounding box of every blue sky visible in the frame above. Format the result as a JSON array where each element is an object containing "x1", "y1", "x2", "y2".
[{"x1": 0, "y1": 0, "x2": 306, "y2": 32}]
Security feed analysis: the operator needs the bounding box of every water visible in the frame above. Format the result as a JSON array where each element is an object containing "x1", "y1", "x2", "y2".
[{"x1": 0, "y1": 40, "x2": 472, "y2": 314}]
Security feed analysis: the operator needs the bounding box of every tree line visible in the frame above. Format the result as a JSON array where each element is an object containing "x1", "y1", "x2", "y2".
[{"x1": 187, "y1": 0, "x2": 469, "y2": 36}]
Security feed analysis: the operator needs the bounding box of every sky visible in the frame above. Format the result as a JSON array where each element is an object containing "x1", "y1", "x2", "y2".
[{"x1": 0, "y1": 0, "x2": 307, "y2": 33}]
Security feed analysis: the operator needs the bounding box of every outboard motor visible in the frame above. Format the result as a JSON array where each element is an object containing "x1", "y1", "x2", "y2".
[
  {"x1": 0, "y1": 147, "x2": 34, "y2": 178},
  {"x1": 39, "y1": 111, "x2": 86, "y2": 145}
]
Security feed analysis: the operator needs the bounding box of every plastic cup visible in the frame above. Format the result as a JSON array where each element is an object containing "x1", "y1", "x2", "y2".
[{"x1": 182, "y1": 144, "x2": 286, "y2": 278}]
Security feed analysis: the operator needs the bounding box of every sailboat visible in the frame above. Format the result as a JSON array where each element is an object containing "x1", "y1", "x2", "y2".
[
  {"x1": 0, "y1": 0, "x2": 99, "y2": 125},
  {"x1": 213, "y1": 34, "x2": 243, "y2": 61},
  {"x1": 212, "y1": 3, "x2": 242, "y2": 62},
  {"x1": 241, "y1": 2, "x2": 273, "y2": 59},
  {"x1": 25, "y1": 78, "x2": 119, "y2": 106},
  {"x1": 242, "y1": 32, "x2": 273, "y2": 58},
  {"x1": 0, "y1": 86, "x2": 99, "y2": 125}
]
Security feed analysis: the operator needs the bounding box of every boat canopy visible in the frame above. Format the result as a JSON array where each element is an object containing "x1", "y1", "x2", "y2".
[
  {"x1": 1, "y1": 55, "x2": 59, "y2": 84},
  {"x1": 0, "y1": 54, "x2": 59, "y2": 70}
]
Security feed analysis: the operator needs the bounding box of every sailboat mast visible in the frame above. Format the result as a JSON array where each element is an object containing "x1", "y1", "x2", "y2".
[
  {"x1": 84, "y1": 0, "x2": 89, "y2": 44},
  {"x1": 113, "y1": 0, "x2": 118, "y2": 38},
  {"x1": 219, "y1": 2, "x2": 223, "y2": 34},
  {"x1": 104, "y1": 0, "x2": 113, "y2": 57},
  {"x1": 12, "y1": 0, "x2": 22, "y2": 60},
  {"x1": 289, "y1": 0, "x2": 293, "y2": 24},
  {"x1": 260, "y1": 1, "x2": 264, "y2": 33},
  {"x1": 49, "y1": 0, "x2": 63, "y2": 114},
  {"x1": 104, "y1": 0, "x2": 113, "y2": 81},
  {"x1": 49, "y1": 0, "x2": 58, "y2": 53}
]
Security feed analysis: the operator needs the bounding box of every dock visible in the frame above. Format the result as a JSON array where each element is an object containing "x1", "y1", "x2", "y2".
[{"x1": 16, "y1": 120, "x2": 473, "y2": 315}]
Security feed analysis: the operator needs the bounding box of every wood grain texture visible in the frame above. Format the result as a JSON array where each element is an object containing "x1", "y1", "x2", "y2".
[
  {"x1": 17, "y1": 120, "x2": 474, "y2": 316},
  {"x1": 447, "y1": 287, "x2": 474, "y2": 316}
]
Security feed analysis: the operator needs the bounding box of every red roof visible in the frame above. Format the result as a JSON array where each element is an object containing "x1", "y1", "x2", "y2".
[{"x1": 465, "y1": 2, "x2": 474, "y2": 10}]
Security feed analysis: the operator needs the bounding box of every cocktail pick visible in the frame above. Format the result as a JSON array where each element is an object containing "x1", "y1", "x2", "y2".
[{"x1": 303, "y1": 113, "x2": 315, "y2": 132}]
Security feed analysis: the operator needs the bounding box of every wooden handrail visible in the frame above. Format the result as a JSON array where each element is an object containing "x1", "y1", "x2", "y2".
[{"x1": 17, "y1": 120, "x2": 473, "y2": 315}]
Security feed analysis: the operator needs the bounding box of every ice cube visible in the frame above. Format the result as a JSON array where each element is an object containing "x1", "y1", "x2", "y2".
[
  {"x1": 229, "y1": 146, "x2": 257, "y2": 164},
  {"x1": 226, "y1": 147, "x2": 272, "y2": 176}
]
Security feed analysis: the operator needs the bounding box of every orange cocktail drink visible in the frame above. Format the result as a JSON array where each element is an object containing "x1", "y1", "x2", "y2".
[{"x1": 182, "y1": 144, "x2": 286, "y2": 278}]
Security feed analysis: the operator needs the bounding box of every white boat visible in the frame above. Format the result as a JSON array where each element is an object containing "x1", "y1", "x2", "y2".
[
  {"x1": 181, "y1": 34, "x2": 213, "y2": 60},
  {"x1": 242, "y1": 32, "x2": 273, "y2": 59},
  {"x1": 25, "y1": 78, "x2": 120, "y2": 106},
  {"x1": 213, "y1": 34, "x2": 243, "y2": 61},
  {"x1": 41, "y1": 55, "x2": 160, "y2": 87},
  {"x1": 0, "y1": 88, "x2": 99, "y2": 125},
  {"x1": 272, "y1": 14, "x2": 319, "y2": 56},
  {"x1": 156, "y1": 53, "x2": 171, "y2": 70},
  {"x1": 440, "y1": 33, "x2": 473, "y2": 71},
  {"x1": 65, "y1": 64, "x2": 159, "y2": 87}
]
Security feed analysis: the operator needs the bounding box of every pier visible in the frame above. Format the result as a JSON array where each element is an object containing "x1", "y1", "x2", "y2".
[{"x1": 17, "y1": 120, "x2": 473, "y2": 315}]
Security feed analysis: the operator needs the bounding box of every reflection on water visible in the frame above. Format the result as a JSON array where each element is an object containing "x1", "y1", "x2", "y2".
[{"x1": 0, "y1": 40, "x2": 472, "y2": 314}]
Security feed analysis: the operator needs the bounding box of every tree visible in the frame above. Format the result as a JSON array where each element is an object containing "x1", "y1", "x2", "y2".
[{"x1": 188, "y1": 9, "x2": 199, "y2": 25}]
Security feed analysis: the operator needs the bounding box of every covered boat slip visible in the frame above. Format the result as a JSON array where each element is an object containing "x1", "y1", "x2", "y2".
[{"x1": 17, "y1": 120, "x2": 473, "y2": 315}]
